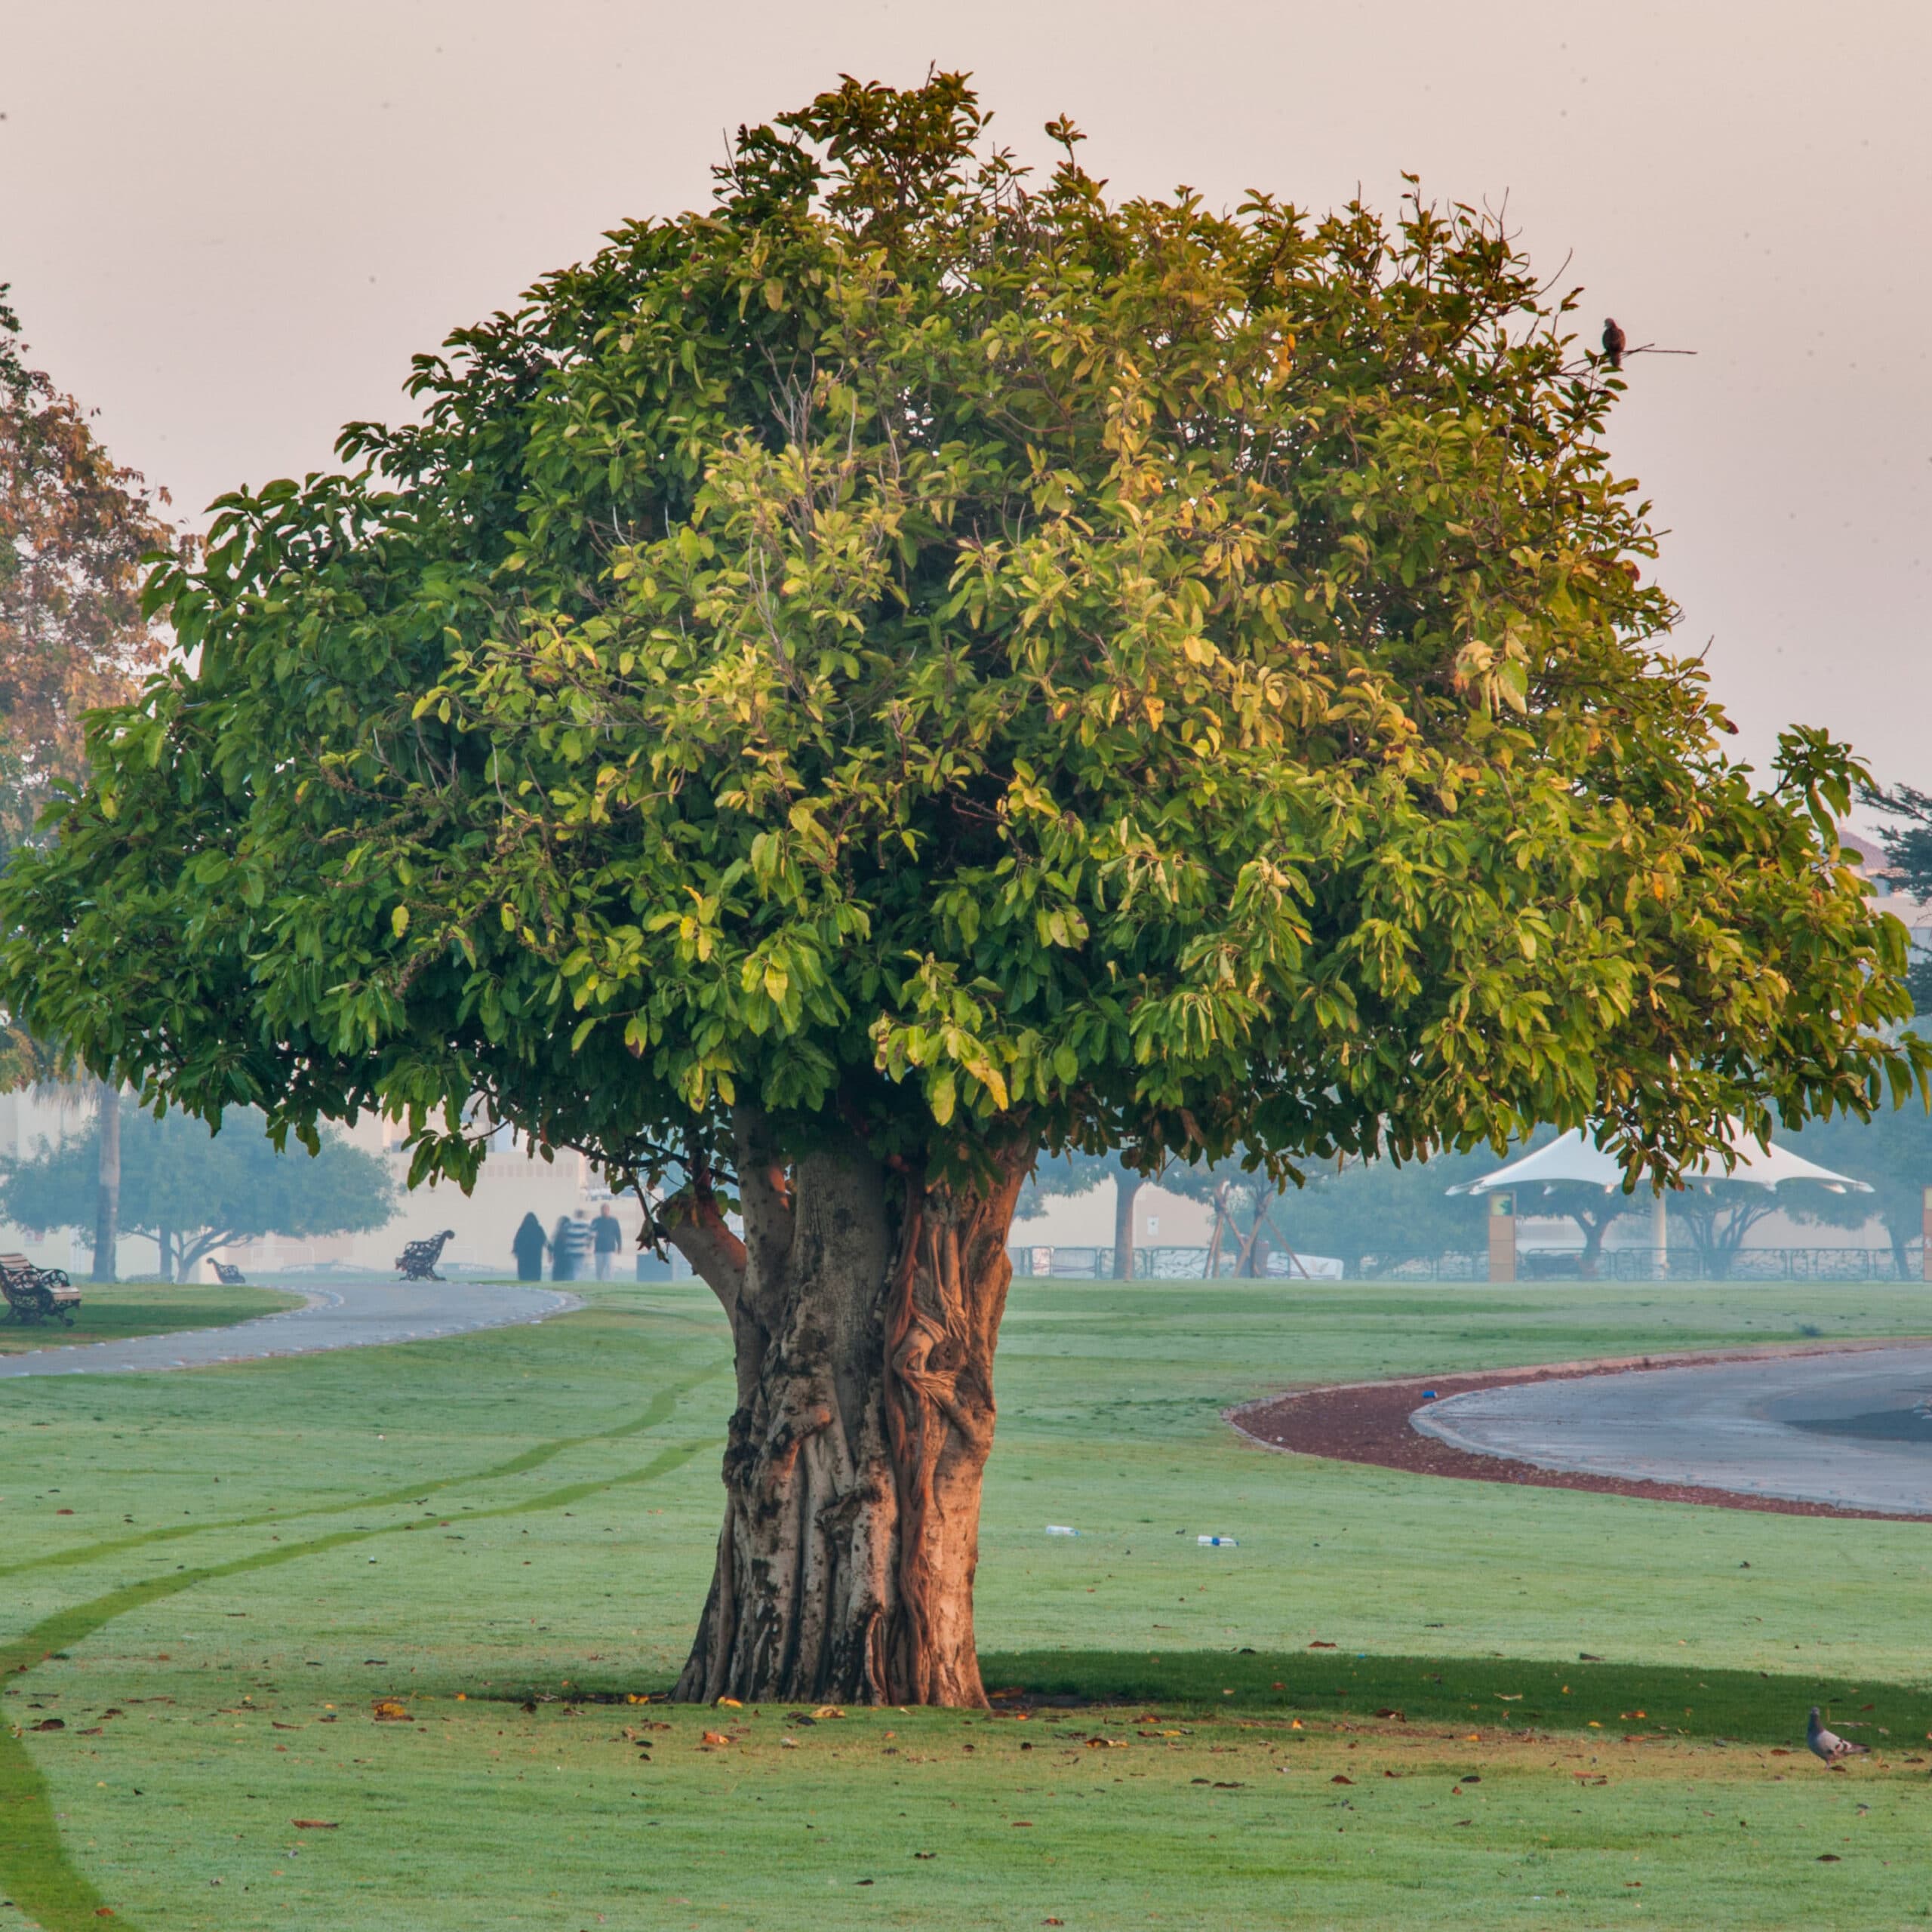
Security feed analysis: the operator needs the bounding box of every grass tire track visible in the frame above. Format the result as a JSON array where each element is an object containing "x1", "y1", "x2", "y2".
[
  {"x1": 0, "y1": 1363, "x2": 726, "y2": 1583},
  {"x1": 0, "y1": 1355, "x2": 724, "y2": 1932}
]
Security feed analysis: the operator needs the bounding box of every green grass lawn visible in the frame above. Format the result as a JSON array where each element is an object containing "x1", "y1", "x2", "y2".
[
  {"x1": 0, "y1": 1281, "x2": 301, "y2": 1356},
  {"x1": 6, "y1": 1279, "x2": 1932, "y2": 1930}
]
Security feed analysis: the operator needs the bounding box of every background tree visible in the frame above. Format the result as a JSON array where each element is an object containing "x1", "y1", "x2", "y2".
[
  {"x1": 0, "y1": 283, "x2": 183, "y2": 857},
  {"x1": 0, "y1": 1101, "x2": 396, "y2": 1280},
  {"x1": 1789, "y1": 1106, "x2": 1930, "y2": 1278},
  {"x1": 0, "y1": 78, "x2": 1921, "y2": 1707},
  {"x1": 1016, "y1": 1148, "x2": 1145, "y2": 1276},
  {"x1": 0, "y1": 285, "x2": 188, "y2": 1278},
  {"x1": 1662, "y1": 1178, "x2": 1851, "y2": 1280},
  {"x1": 1857, "y1": 782, "x2": 1932, "y2": 1011}
]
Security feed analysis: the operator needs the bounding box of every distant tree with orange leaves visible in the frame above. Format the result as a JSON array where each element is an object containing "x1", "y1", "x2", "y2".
[{"x1": 0, "y1": 283, "x2": 187, "y2": 858}]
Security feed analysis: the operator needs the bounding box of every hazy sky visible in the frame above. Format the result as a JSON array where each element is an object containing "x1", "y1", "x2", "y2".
[{"x1": 6, "y1": 1, "x2": 1928, "y2": 781}]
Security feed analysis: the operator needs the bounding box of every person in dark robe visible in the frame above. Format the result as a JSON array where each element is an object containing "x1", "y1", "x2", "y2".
[
  {"x1": 512, "y1": 1212, "x2": 548, "y2": 1282},
  {"x1": 550, "y1": 1212, "x2": 579, "y2": 1281}
]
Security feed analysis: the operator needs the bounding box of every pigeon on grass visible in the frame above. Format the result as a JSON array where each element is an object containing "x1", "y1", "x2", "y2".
[{"x1": 1807, "y1": 1707, "x2": 1869, "y2": 1767}]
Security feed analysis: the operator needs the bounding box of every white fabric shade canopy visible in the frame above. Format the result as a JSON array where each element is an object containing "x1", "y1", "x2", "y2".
[{"x1": 1451, "y1": 1127, "x2": 1872, "y2": 1195}]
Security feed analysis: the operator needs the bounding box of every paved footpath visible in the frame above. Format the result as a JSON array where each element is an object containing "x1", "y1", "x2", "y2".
[
  {"x1": 0, "y1": 1278, "x2": 580, "y2": 1379},
  {"x1": 1414, "y1": 1345, "x2": 1932, "y2": 1515}
]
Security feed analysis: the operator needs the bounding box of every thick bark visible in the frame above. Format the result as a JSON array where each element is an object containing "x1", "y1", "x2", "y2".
[
  {"x1": 91, "y1": 1081, "x2": 119, "y2": 1283},
  {"x1": 665, "y1": 1111, "x2": 1030, "y2": 1707}
]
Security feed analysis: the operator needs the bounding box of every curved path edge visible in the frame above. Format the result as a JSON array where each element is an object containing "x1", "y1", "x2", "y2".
[
  {"x1": 0, "y1": 1278, "x2": 584, "y2": 1378},
  {"x1": 1228, "y1": 1337, "x2": 1932, "y2": 1524}
]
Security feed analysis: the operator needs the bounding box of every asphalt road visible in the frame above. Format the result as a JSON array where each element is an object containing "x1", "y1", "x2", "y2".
[
  {"x1": 0, "y1": 1278, "x2": 580, "y2": 1378},
  {"x1": 1413, "y1": 1346, "x2": 1932, "y2": 1516}
]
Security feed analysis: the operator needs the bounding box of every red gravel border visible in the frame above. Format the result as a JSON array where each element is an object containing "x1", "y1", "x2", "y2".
[{"x1": 1229, "y1": 1339, "x2": 1932, "y2": 1524}]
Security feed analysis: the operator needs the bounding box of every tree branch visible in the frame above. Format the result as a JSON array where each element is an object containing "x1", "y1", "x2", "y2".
[{"x1": 660, "y1": 1190, "x2": 748, "y2": 1317}]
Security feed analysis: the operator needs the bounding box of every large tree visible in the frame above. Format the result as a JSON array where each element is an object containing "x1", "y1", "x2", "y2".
[
  {"x1": 0, "y1": 1100, "x2": 396, "y2": 1279},
  {"x1": 0, "y1": 78, "x2": 1920, "y2": 1706}
]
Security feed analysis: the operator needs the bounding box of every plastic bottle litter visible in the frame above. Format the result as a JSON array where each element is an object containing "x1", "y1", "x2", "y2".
[
  {"x1": 1421, "y1": 1389, "x2": 1439, "y2": 1401},
  {"x1": 1044, "y1": 1524, "x2": 1079, "y2": 1537},
  {"x1": 1197, "y1": 1535, "x2": 1238, "y2": 1547}
]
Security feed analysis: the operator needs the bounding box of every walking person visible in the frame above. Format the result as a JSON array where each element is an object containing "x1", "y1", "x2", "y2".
[
  {"x1": 592, "y1": 1204, "x2": 622, "y2": 1281},
  {"x1": 511, "y1": 1211, "x2": 548, "y2": 1283},
  {"x1": 550, "y1": 1211, "x2": 579, "y2": 1282}
]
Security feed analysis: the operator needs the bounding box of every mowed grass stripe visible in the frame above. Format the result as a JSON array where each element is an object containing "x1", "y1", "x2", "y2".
[
  {"x1": 1, "y1": 1437, "x2": 715, "y2": 1932},
  {"x1": 0, "y1": 1355, "x2": 728, "y2": 1582}
]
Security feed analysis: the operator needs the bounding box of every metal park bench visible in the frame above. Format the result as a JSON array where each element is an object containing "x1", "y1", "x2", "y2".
[
  {"x1": 1, "y1": 1253, "x2": 82, "y2": 1327},
  {"x1": 395, "y1": 1230, "x2": 456, "y2": 1281},
  {"x1": 211, "y1": 1261, "x2": 248, "y2": 1285}
]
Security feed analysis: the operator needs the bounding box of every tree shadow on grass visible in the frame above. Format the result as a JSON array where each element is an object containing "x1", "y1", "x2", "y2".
[{"x1": 977, "y1": 1648, "x2": 1931, "y2": 1748}]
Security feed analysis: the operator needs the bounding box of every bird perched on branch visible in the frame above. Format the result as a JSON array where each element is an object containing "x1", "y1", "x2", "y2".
[
  {"x1": 1601, "y1": 318, "x2": 1626, "y2": 371},
  {"x1": 1807, "y1": 1707, "x2": 1869, "y2": 1766}
]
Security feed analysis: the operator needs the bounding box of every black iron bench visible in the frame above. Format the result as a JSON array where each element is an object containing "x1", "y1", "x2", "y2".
[
  {"x1": 1, "y1": 1253, "x2": 82, "y2": 1327},
  {"x1": 211, "y1": 1261, "x2": 248, "y2": 1285},
  {"x1": 396, "y1": 1230, "x2": 456, "y2": 1281}
]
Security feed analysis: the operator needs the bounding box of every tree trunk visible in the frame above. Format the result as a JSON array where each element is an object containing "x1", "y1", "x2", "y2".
[
  {"x1": 664, "y1": 1109, "x2": 1031, "y2": 1708},
  {"x1": 1112, "y1": 1160, "x2": 1142, "y2": 1281},
  {"x1": 158, "y1": 1224, "x2": 174, "y2": 1283},
  {"x1": 1577, "y1": 1215, "x2": 1606, "y2": 1281},
  {"x1": 91, "y1": 1082, "x2": 119, "y2": 1283}
]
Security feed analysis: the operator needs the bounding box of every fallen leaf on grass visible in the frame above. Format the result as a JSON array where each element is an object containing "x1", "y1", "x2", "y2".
[
  {"x1": 1308, "y1": 1640, "x2": 1336, "y2": 1650},
  {"x1": 1817, "y1": 1855, "x2": 1841, "y2": 1863},
  {"x1": 913, "y1": 1851, "x2": 934, "y2": 1860},
  {"x1": 814, "y1": 1706, "x2": 846, "y2": 1720},
  {"x1": 1331, "y1": 1775, "x2": 1354, "y2": 1786},
  {"x1": 1769, "y1": 1749, "x2": 1792, "y2": 1757},
  {"x1": 1375, "y1": 1708, "x2": 1406, "y2": 1721},
  {"x1": 291, "y1": 1820, "x2": 337, "y2": 1830},
  {"x1": 371, "y1": 1701, "x2": 411, "y2": 1723},
  {"x1": 715, "y1": 1697, "x2": 743, "y2": 1709},
  {"x1": 700, "y1": 1731, "x2": 732, "y2": 1747},
  {"x1": 1011, "y1": 1820, "x2": 1034, "y2": 1828},
  {"x1": 29, "y1": 1718, "x2": 64, "y2": 1732}
]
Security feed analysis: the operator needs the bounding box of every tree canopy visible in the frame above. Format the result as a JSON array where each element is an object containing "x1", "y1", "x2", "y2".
[
  {"x1": 0, "y1": 1100, "x2": 395, "y2": 1278},
  {"x1": 0, "y1": 75, "x2": 1916, "y2": 1204}
]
